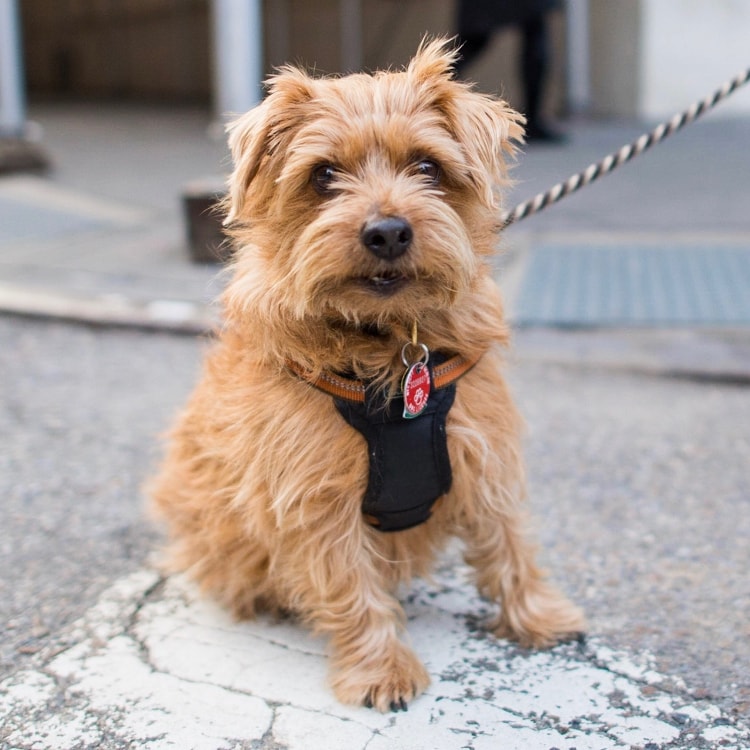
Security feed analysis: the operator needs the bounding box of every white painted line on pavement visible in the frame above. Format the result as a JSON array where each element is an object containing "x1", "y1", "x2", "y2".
[
  {"x1": 0, "y1": 282, "x2": 216, "y2": 333},
  {"x1": 0, "y1": 175, "x2": 151, "y2": 225},
  {"x1": 1, "y1": 566, "x2": 748, "y2": 749}
]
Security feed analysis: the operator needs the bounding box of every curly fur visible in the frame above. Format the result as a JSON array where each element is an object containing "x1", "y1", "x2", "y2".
[{"x1": 149, "y1": 37, "x2": 584, "y2": 712}]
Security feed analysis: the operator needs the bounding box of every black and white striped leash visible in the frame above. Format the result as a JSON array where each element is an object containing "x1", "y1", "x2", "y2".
[{"x1": 501, "y1": 67, "x2": 750, "y2": 227}]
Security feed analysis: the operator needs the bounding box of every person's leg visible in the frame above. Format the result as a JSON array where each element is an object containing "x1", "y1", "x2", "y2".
[
  {"x1": 520, "y1": 15, "x2": 564, "y2": 141},
  {"x1": 455, "y1": 33, "x2": 491, "y2": 77}
]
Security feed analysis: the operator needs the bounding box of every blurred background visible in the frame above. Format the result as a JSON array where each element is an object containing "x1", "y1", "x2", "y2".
[
  {"x1": 2, "y1": 4, "x2": 750, "y2": 740},
  {"x1": 4, "y1": 0, "x2": 750, "y2": 138}
]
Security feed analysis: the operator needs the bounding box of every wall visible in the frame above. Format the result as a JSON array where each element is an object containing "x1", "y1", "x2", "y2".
[
  {"x1": 640, "y1": 0, "x2": 750, "y2": 118},
  {"x1": 588, "y1": 0, "x2": 750, "y2": 119},
  {"x1": 21, "y1": 0, "x2": 212, "y2": 102},
  {"x1": 263, "y1": 0, "x2": 567, "y2": 122},
  {"x1": 589, "y1": 0, "x2": 642, "y2": 118},
  {"x1": 20, "y1": 0, "x2": 567, "y2": 121}
]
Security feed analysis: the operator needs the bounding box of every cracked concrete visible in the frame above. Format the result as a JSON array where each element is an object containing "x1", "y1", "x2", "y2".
[{"x1": 2, "y1": 561, "x2": 748, "y2": 750}]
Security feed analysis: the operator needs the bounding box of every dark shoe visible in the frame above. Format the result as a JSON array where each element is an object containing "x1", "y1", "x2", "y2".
[{"x1": 526, "y1": 121, "x2": 567, "y2": 144}]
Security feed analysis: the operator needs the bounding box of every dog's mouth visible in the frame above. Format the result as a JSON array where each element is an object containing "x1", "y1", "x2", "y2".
[{"x1": 361, "y1": 270, "x2": 408, "y2": 295}]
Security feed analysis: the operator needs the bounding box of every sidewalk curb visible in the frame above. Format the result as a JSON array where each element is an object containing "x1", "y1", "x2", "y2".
[
  {"x1": 0, "y1": 282, "x2": 217, "y2": 335},
  {"x1": 3, "y1": 282, "x2": 749, "y2": 383},
  {"x1": 511, "y1": 326, "x2": 750, "y2": 385}
]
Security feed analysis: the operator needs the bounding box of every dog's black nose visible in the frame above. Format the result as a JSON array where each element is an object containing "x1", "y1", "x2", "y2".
[{"x1": 361, "y1": 216, "x2": 413, "y2": 260}]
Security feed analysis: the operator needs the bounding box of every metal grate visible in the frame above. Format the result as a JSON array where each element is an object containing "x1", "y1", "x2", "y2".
[{"x1": 514, "y1": 243, "x2": 750, "y2": 326}]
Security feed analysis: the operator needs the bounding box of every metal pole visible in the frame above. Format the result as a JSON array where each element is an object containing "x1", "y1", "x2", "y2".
[
  {"x1": 266, "y1": 0, "x2": 290, "y2": 68},
  {"x1": 212, "y1": 0, "x2": 263, "y2": 119},
  {"x1": 339, "y1": 0, "x2": 362, "y2": 72},
  {"x1": 565, "y1": 0, "x2": 590, "y2": 114},
  {"x1": 0, "y1": 0, "x2": 26, "y2": 136}
]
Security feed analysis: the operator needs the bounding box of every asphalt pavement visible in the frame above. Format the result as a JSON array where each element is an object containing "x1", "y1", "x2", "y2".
[{"x1": 0, "y1": 101, "x2": 749, "y2": 749}]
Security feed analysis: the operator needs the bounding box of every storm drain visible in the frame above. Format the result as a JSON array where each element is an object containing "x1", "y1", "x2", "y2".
[{"x1": 514, "y1": 243, "x2": 750, "y2": 326}]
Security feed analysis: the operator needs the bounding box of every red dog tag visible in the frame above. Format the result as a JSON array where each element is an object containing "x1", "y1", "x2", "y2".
[{"x1": 402, "y1": 362, "x2": 431, "y2": 419}]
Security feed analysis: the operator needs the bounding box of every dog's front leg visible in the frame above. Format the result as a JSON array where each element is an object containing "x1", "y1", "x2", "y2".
[
  {"x1": 327, "y1": 588, "x2": 430, "y2": 712},
  {"x1": 288, "y1": 532, "x2": 430, "y2": 711},
  {"x1": 461, "y1": 507, "x2": 585, "y2": 648}
]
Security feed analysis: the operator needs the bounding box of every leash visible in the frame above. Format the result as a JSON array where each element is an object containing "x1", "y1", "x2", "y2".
[{"x1": 501, "y1": 67, "x2": 750, "y2": 227}]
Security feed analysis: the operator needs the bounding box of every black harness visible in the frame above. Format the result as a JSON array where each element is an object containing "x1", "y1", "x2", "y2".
[
  {"x1": 334, "y1": 358, "x2": 455, "y2": 531},
  {"x1": 287, "y1": 352, "x2": 478, "y2": 532}
]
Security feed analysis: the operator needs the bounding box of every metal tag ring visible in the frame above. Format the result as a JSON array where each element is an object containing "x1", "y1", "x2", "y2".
[{"x1": 401, "y1": 341, "x2": 430, "y2": 367}]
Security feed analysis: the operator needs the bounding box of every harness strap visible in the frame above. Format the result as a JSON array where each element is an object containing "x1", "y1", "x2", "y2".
[
  {"x1": 335, "y1": 375, "x2": 455, "y2": 531},
  {"x1": 286, "y1": 353, "x2": 479, "y2": 403}
]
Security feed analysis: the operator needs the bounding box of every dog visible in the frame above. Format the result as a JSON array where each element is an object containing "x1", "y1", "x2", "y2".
[{"x1": 150, "y1": 37, "x2": 584, "y2": 712}]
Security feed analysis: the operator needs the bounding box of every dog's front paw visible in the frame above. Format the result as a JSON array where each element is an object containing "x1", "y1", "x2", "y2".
[
  {"x1": 492, "y1": 581, "x2": 586, "y2": 649},
  {"x1": 331, "y1": 642, "x2": 430, "y2": 712}
]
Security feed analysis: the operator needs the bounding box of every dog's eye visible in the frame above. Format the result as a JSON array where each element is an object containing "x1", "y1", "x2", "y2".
[
  {"x1": 415, "y1": 159, "x2": 441, "y2": 185},
  {"x1": 312, "y1": 164, "x2": 338, "y2": 195}
]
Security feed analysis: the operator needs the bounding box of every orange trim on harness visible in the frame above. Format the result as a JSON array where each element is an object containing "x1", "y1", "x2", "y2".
[{"x1": 287, "y1": 353, "x2": 480, "y2": 403}]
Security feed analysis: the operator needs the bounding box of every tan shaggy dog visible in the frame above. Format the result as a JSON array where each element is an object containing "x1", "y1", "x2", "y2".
[{"x1": 150, "y1": 38, "x2": 584, "y2": 712}]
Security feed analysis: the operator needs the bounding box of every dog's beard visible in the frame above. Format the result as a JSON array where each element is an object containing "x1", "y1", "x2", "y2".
[{"x1": 281, "y1": 205, "x2": 480, "y2": 326}]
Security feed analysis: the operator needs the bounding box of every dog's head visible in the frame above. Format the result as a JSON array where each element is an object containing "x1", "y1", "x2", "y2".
[{"x1": 223, "y1": 37, "x2": 523, "y2": 338}]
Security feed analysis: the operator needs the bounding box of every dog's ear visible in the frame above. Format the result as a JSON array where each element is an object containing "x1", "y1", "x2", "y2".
[
  {"x1": 225, "y1": 67, "x2": 315, "y2": 223},
  {"x1": 407, "y1": 36, "x2": 524, "y2": 209},
  {"x1": 407, "y1": 36, "x2": 461, "y2": 83},
  {"x1": 443, "y1": 90, "x2": 525, "y2": 209}
]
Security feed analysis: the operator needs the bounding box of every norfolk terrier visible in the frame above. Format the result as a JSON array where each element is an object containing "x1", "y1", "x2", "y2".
[{"x1": 150, "y1": 38, "x2": 584, "y2": 712}]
